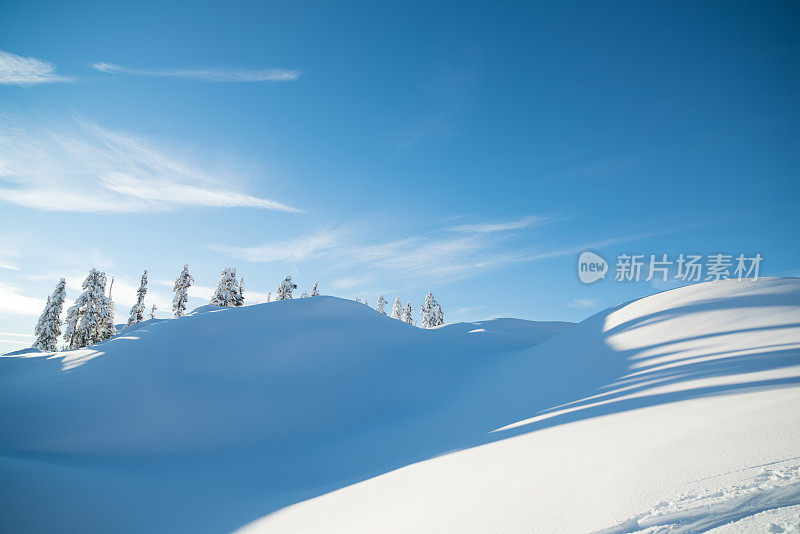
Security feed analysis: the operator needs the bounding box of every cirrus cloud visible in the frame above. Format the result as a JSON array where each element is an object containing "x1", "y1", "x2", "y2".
[
  {"x1": 91, "y1": 62, "x2": 301, "y2": 83},
  {"x1": 0, "y1": 49, "x2": 74, "y2": 86},
  {"x1": 0, "y1": 117, "x2": 299, "y2": 214}
]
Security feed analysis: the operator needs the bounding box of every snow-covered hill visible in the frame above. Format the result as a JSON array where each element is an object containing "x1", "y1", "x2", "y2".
[{"x1": 2, "y1": 279, "x2": 799, "y2": 533}]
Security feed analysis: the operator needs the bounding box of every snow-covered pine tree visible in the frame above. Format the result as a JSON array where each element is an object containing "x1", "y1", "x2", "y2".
[
  {"x1": 402, "y1": 302, "x2": 415, "y2": 325},
  {"x1": 63, "y1": 269, "x2": 117, "y2": 350},
  {"x1": 276, "y1": 276, "x2": 296, "y2": 300},
  {"x1": 376, "y1": 295, "x2": 388, "y2": 314},
  {"x1": 419, "y1": 291, "x2": 444, "y2": 328},
  {"x1": 149, "y1": 304, "x2": 157, "y2": 320},
  {"x1": 127, "y1": 270, "x2": 148, "y2": 326},
  {"x1": 391, "y1": 296, "x2": 403, "y2": 319},
  {"x1": 34, "y1": 295, "x2": 51, "y2": 341},
  {"x1": 32, "y1": 278, "x2": 66, "y2": 352},
  {"x1": 354, "y1": 297, "x2": 362, "y2": 303},
  {"x1": 63, "y1": 300, "x2": 78, "y2": 348},
  {"x1": 266, "y1": 291, "x2": 271, "y2": 302},
  {"x1": 172, "y1": 264, "x2": 194, "y2": 318},
  {"x1": 362, "y1": 298, "x2": 369, "y2": 307},
  {"x1": 235, "y1": 277, "x2": 245, "y2": 306},
  {"x1": 311, "y1": 282, "x2": 319, "y2": 296},
  {"x1": 103, "y1": 287, "x2": 117, "y2": 341},
  {"x1": 210, "y1": 267, "x2": 240, "y2": 306},
  {"x1": 299, "y1": 291, "x2": 309, "y2": 298}
]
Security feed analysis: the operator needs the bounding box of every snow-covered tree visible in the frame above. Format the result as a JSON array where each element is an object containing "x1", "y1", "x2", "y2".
[
  {"x1": 311, "y1": 282, "x2": 319, "y2": 296},
  {"x1": 210, "y1": 267, "x2": 240, "y2": 307},
  {"x1": 402, "y1": 302, "x2": 415, "y2": 325},
  {"x1": 354, "y1": 297, "x2": 362, "y2": 303},
  {"x1": 276, "y1": 276, "x2": 296, "y2": 300},
  {"x1": 63, "y1": 269, "x2": 117, "y2": 350},
  {"x1": 32, "y1": 278, "x2": 66, "y2": 352},
  {"x1": 420, "y1": 291, "x2": 445, "y2": 328},
  {"x1": 149, "y1": 304, "x2": 157, "y2": 320},
  {"x1": 362, "y1": 298, "x2": 369, "y2": 307},
  {"x1": 34, "y1": 295, "x2": 51, "y2": 339},
  {"x1": 235, "y1": 277, "x2": 245, "y2": 306},
  {"x1": 172, "y1": 264, "x2": 194, "y2": 318},
  {"x1": 299, "y1": 291, "x2": 309, "y2": 298},
  {"x1": 266, "y1": 291, "x2": 271, "y2": 302},
  {"x1": 391, "y1": 297, "x2": 403, "y2": 319},
  {"x1": 127, "y1": 270, "x2": 148, "y2": 326},
  {"x1": 376, "y1": 295, "x2": 388, "y2": 314}
]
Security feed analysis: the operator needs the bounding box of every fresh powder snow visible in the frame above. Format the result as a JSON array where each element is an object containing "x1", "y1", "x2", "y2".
[{"x1": 1, "y1": 278, "x2": 799, "y2": 533}]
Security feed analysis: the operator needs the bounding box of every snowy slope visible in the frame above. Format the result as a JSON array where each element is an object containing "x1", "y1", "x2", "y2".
[
  {"x1": 0, "y1": 298, "x2": 570, "y2": 532},
  {"x1": 1, "y1": 279, "x2": 799, "y2": 533},
  {"x1": 239, "y1": 278, "x2": 800, "y2": 533}
]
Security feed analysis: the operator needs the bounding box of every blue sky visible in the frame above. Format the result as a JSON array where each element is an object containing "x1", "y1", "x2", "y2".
[{"x1": 1, "y1": 1, "x2": 798, "y2": 352}]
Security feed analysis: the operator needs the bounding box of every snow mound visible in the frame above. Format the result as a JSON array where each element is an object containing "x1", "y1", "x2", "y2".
[
  {"x1": 239, "y1": 278, "x2": 800, "y2": 533},
  {"x1": 2, "y1": 279, "x2": 799, "y2": 533},
  {"x1": 0, "y1": 296, "x2": 569, "y2": 533}
]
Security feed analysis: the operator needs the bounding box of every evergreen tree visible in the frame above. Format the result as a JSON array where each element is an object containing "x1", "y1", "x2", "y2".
[
  {"x1": 32, "y1": 278, "x2": 66, "y2": 352},
  {"x1": 376, "y1": 295, "x2": 388, "y2": 314},
  {"x1": 266, "y1": 291, "x2": 271, "y2": 302},
  {"x1": 420, "y1": 291, "x2": 444, "y2": 328},
  {"x1": 172, "y1": 264, "x2": 194, "y2": 318},
  {"x1": 235, "y1": 277, "x2": 245, "y2": 306},
  {"x1": 276, "y1": 276, "x2": 296, "y2": 300},
  {"x1": 402, "y1": 302, "x2": 415, "y2": 325},
  {"x1": 299, "y1": 291, "x2": 309, "y2": 298},
  {"x1": 311, "y1": 282, "x2": 319, "y2": 296},
  {"x1": 391, "y1": 297, "x2": 403, "y2": 319},
  {"x1": 63, "y1": 269, "x2": 117, "y2": 350},
  {"x1": 210, "y1": 267, "x2": 240, "y2": 307},
  {"x1": 104, "y1": 292, "x2": 117, "y2": 340},
  {"x1": 127, "y1": 270, "x2": 148, "y2": 326},
  {"x1": 149, "y1": 304, "x2": 157, "y2": 320},
  {"x1": 34, "y1": 295, "x2": 51, "y2": 340},
  {"x1": 354, "y1": 297, "x2": 362, "y2": 303}
]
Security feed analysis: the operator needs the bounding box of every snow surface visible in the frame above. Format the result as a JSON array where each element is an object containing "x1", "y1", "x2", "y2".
[{"x1": 1, "y1": 278, "x2": 799, "y2": 533}]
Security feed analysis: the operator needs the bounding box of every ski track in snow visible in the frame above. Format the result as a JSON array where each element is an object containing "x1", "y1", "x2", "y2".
[
  {"x1": 597, "y1": 462, "x2": 800, "y2": 533},
  {"x1": 711, "y1": 503, "x2": 800, "y2": 533}
]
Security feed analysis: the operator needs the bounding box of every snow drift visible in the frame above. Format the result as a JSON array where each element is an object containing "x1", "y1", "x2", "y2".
[{"x1": 1, "y1": 278, "x2": 799, "y2": 533}]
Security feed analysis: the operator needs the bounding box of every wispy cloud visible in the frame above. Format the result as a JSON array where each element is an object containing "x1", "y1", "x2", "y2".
[
  {"x1": 213, "y1": 228, "x2": 348, "y2": 263},
  {"x1": 91, "y1": 62, "x2": 300, "y2": 82},
  {"x1": 218, "y1": 224, "x2": 528, "y2": 289},
  {"x1": 0, "y1": 117, "x2": 299, "y2": 213},
  {"x1": 216, "y1": 219, "x2": 704, "y2": 294},
  {"x1": 566, "y1": 298, "x2": 599, "y2": 309},
  {"x1": 449, "y1": 215, "x2": 551, "y2": 234},
  {"x1": 520, "y1": 225, "x2": 708, "y2": 263},
  {"x1": 453, "y1": 305, "x2": 484, "y2": 316},
  {"x1": 0, "y1": 283, "x2": 45, "y2": 316},
  {"x1": 0, "y1": 260, "x2": 21, "y2": 271},
  {"x1": 0, "y1": 49, "x2": 74, "y2": 86}
]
